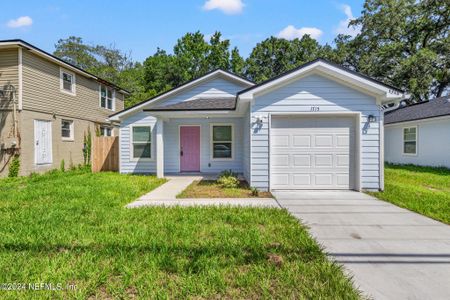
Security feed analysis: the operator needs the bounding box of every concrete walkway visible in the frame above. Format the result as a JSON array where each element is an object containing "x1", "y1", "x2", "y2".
[
  {"x1": 274, "y1": 190, "x2": 450, "y2": 300},
  {"x1": 126, "y1": 176, "x2": 278, "y2": 208}
]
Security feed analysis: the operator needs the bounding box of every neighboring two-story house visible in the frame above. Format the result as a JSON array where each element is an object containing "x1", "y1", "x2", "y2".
[{"x1": 0, "y1": 40, "x2": 129, "y2": 176}]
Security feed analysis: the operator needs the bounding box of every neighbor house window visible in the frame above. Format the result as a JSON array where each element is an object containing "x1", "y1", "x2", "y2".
[
  {"x1": 100, "y1": 85, "x2": 114, "y2": 110},
  {"x1": 403, "y1": 127, "x2": 417, "y2": 155},
  {"x1": 61, "y1": 119, "x2": 74, "y2": 140},
  {"x1": 211, "y1": 125, "x2": 233, "y2": 159},
  {"x1": 100, "y1": 126, "x2": 113, "y2": 137},
  {"x1": 132, "y1": 126, "x2": 151, "y2": 159},
  {"x1": 60, "y1": 69, "x2": 76, "y2": 95}
]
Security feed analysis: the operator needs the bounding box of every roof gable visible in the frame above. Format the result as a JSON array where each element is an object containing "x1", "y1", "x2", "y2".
[
  {"x1": 109, "y1": 69, "x2": 254, "y2": 120},
  {"x1": 238, "y1": 59, "x2": 408, "y2": 103}
]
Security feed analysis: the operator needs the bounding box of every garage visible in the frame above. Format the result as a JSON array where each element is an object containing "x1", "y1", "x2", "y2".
[{"x1": 270, "y1": 115, "x2": 357, "y2": 190}]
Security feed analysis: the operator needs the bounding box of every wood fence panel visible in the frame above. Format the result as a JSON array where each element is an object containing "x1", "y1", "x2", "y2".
[{"x1": 91, "y1": 136, "x2": 119, "y2": 172}]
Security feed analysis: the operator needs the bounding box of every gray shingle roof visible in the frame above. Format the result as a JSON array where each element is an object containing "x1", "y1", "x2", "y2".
[
  {"x1": 385, "y1": 96, "x2": 450, "y2": 124},
  {"x1": 144, "y1": 98, "x2": 236, "y2": 111}
]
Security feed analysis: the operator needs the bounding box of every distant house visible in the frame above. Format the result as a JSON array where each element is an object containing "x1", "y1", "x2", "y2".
[
  {"x1": 0, "y1": 40, "x2": 129, "y2": 176},
  {"x1": 109, "y1": 59, "x2": 408, "y2": 191},
  {"x1": 384, "y1": 96, "x2": 450, "y2": 168}
]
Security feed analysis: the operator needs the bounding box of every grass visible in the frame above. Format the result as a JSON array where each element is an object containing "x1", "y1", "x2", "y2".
[
  {"x1": 370, "y1": 164, "x2": 450, "y2": 224},
  {"x1": 177, "y1": 180, "x2": 273, "y2": 198},
  {"x1": 0, "y1": 169, "x2": 360, "y2": 299}
]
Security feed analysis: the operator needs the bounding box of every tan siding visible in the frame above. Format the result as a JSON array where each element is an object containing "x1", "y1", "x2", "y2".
[
  {"x1": 22, "y1": 49, "x2": 125, "y2": 123},
  {"x1": 0, "y1": 49, "x2": 19, "y2": 110}
]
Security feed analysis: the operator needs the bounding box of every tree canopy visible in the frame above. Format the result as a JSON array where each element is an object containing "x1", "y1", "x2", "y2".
[{"x1": 53, "y1": 0, "x2": 449, "y2": 107}]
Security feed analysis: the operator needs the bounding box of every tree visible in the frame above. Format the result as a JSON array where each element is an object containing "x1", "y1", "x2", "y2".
[
  {"x1": 230, "y1": 47, "x2": 245, "y2": 76},
  {"x1": 207, "y1": 32, "x2": 231, "y2": 70},
  {"x1": 245, "y1": 35, "x2": 324, "y2": 83},
  {"x1": 350, "y1": 0, "x2": 449, "y2": 101}
]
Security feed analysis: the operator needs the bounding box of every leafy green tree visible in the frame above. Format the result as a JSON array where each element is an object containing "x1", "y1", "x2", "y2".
[
  {"x1": 230, "y1": 47, "x2": 245, "y2": 76},
  {"x1": 207, "y1": 32, "x2": 231, "y2": 70},
  {"x1": 350, "y1": 0, "x2": 449, "y2": 101}
]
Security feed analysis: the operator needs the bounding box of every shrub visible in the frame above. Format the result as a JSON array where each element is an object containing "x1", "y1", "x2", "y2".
[
  {"x1": 60, "y1": 159, "x2": 65, "y2": 172},
  {"x1": 217, "y1": 176, "x2": 239, "y2": 188},
  {"x1": 250, "y1": 187, "x2": 259, "y2": 196},
  {"x1": 8, "y1": 155, "x2": 20, "y2": 178},
  {"x1": 219, "y1": 169, "x2": 238, "y2": 179}
]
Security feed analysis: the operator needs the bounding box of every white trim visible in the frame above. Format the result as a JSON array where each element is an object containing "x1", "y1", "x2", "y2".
[
  {"x1": 239, "y1": 61, "x2": 409, "y2": 103},
  {"x1": 178, "y1": 125, "x2": 202, "y2": 172},
  {"x1": 402, "y1": 126, "x2": 418, "y2": 156},
  {"x1": 18, "y1": 47, "x2": 23, "y2": 110},
  {"x1": 61, "y1": 119, "x2": 74, "y2": 141},
  {"x1": 129, "y1": 125, "x2": 154, "y2": 162},
  {"x1": 268, "y1": 111, "x2": 362, "y2": 192},
  {"x1": 59, "y1": 68, "x2": 76, "y2": 96},
  {"x1": 379, "y1": 112, "x2": 385, "y2": 191},
  {"x1": 156, "y1": 118, "x2": 164, "y2": 178},
  {"x1": 109, "y1": 70, "x2": 254, "y2": 121},
  {"x1": 210, "y1": 123, "x2": 234, "y2": 161},
  {"x1": 99, "y1": 84, "x2": 115, "y2": 111}
]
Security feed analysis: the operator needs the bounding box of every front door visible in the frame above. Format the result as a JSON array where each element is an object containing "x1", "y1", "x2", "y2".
[
  {"x1": 34, "y1": 120, "x2": 53, "y2": 165},
  {"x1": 180, "y1": 126, "x2": 200, "y2": 172}
]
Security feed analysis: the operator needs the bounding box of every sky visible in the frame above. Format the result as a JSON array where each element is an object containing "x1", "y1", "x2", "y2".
[{"x1": 0, "y1": 0, "x2": 364, "y2": 62}]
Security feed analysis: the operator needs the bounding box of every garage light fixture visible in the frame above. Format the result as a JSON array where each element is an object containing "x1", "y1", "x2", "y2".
[{"x1": 368, "y1": 115, "x2": 376, "y2": 123}]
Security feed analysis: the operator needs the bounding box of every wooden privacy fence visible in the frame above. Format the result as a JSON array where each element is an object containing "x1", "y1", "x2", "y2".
[{"x1": 91, "y1": 136, "x2": 119, "y2": 172}]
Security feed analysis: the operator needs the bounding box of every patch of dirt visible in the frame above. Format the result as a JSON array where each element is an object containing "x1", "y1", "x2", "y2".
[{"x1": 267, "y1": 253, "x2": 284, "y2": 267}]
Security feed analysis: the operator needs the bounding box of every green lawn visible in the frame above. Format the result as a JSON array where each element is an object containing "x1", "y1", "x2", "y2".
[
  {"x1": 370, "y1": 164, "x2": 450, "y2": 224},
  {"x1": 0, "y1": 170, "x2": 359, "y2": 299},
  {"x1": 177, "y1": 180, "x2": 273, "y2": 198}
]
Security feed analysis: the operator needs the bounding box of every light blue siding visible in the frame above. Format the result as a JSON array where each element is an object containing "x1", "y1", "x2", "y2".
[
  {"x1": 385, "y1": 117, "x2": 450, "y2": 168},
  {"x1": 120, "y1": 112, "x2": 157, "y2": 174},
  {"x1": 163, "y1": 118, "x2": 244, "y2": 173},
  {"x1": 242, "y1": 106, "x2": 251, "y2": 181},
  {"x1": 148, "y1": 77, "x2": 247, "y2": 107},
  {"x1": 250, "y1": 74, "x2": 382, "y2": 191}
]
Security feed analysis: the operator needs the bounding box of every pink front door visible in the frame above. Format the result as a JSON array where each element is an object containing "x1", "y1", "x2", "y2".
[{"x1": 180, "y1": 126, "x2": 200, "y2": 172}]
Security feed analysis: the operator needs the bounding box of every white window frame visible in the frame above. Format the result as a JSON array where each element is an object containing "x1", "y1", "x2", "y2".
[
  {"x1": 210, "y1": 123, "x2": 234, "y2": 161},
  {"x1": 60, "y1": 68, "x2": 76, "y2": 96},
  {"x1": 130, "y1": 125, "x2": 153, "y2": 161},
  {"x1": 61, "y1": 119, "x2": 74, "y2": 141},
  {"x1": 402, "y1": 126, "x2": 417, "y2": 156},
  {"x1": 100, "y1": 126, "x2": 114, "y2": 137},
  {"x1": 99, "y1": 84, "x2": 115, "y2": 111}
]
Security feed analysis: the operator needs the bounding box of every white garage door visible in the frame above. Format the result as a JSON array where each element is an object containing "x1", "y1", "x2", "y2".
[{"x1": 270, "y1": 115, "x2": 355, "y2": 190}]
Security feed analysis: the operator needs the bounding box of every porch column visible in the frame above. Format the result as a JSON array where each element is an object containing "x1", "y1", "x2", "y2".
[{"x1": 156, "y1": 118, "x2": 164, "y2": 178}]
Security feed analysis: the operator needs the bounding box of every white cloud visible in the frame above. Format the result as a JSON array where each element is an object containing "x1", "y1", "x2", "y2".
[
  {"x1": 7, "y1": 16, "x2": 33, "y2": 28},
  {"x1": 203, "y1": 0, "x2": 244, "y2": 15},
  {"x1": 277, "y1": 25, "x2": 323, "y2": 40},
  {"x1": 334, "y1": 4, "x2": 361, "y2": 37}
]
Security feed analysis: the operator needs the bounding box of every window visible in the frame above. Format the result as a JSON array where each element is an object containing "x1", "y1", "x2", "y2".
[
  {"x1": 100, "y1": 85, "x2": 114, "y2": 110},
  {"x1": 403, "y1": 127, "x2": 417, "y2": 155},
  {"x1": 211, "y1": 125, "x2": 233, "y2": 159},
  {"x1": 60, "y1": 69, "x2": 75, "y2": 95},
  {"x1": 132, "y1": 126, "x2": 151, "y2": 159},
  {"x1": 61, "y1": 119, "x2": 74, "y2": 140},
  {"x1": 100, "y1": 126, "x2": 113, "y2": 137}
]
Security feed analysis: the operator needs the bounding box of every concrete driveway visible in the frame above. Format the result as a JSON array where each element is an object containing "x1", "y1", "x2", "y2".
[{"x1": 274, "y1": 191, "x2": 450, "y2": 300}]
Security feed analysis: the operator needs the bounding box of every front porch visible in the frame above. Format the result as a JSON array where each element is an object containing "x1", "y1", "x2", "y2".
[{"x1": 150, "y1": 114, "x2": 249, "y2": 179}]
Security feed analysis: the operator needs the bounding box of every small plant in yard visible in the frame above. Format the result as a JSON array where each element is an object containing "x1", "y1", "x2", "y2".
[
  {"x1": 60, "y1": 159, "x2": 65, "y2": 172},
  {"x1": 8, "y1": 154, "x2": 20, "y2": 177},
  {"x1": 218, "y1": 169, "x2": 239, "y2": 188},
  {"x1": 250, "y1": 187, "x2": 259, "y2": 196}
]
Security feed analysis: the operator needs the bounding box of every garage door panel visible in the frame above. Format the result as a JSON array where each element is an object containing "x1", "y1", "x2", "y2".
[{"x1": 271, "y1": 116, "x2": 355, "y2": 190}]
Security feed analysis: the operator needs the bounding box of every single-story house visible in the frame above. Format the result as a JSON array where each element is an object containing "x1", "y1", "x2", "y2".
[
  {"x1": 109, "y1": 59, "x2": 408, "y2": 191},
  {"x1": 385, "y1": 96, "x2": 450, "y2": 168}
]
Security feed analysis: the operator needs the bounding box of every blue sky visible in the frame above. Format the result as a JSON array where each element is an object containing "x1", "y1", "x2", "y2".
[{"x1": 0, "y1": 0, "x2": 364, "y2": 62}]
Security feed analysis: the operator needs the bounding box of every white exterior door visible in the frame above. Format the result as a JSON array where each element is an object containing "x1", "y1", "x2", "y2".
[
  {"x1": 34, "y1": 120, "x2": 53, "y2": 165},
  {"x1": 270, "y1": 116, "x2": 355, "y2": 190}
]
